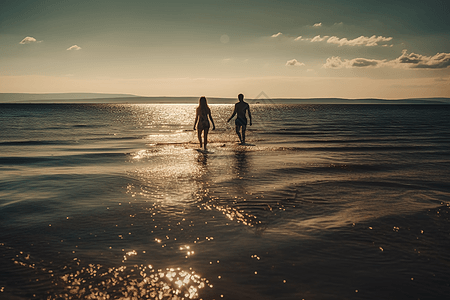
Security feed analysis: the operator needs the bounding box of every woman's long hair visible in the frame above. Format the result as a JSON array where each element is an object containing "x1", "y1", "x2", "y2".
[{"x1": 198, "y1": 96, "x2": 210, "y2": 114}]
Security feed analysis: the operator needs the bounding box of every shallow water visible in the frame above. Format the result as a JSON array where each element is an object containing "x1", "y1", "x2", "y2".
[{"x1": 1, "y1": 103, "x2": 449, "y2": 299}]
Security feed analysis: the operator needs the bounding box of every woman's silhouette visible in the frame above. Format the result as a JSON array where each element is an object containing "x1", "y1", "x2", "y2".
[{"x1": 194, "y1": 96, "x2": 215, "y2": 150}]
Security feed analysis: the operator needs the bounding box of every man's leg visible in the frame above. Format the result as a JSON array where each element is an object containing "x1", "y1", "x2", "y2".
[
  {"x1": 235, "y1": 125, "x2": 242, "y2": 143},
  {"x1": 241, "y1": 125, "x2": 247, "y2": 144}
]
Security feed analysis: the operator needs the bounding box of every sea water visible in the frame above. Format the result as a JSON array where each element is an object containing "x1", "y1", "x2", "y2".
[{"x1": 0, "y1": 103, "x2": 449, "y2": 299}]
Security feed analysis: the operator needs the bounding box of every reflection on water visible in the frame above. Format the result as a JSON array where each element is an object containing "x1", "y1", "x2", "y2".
[
  {"x1": 59, "y1": 264, "x2": 207, "y2": 300},
  {"x1": 233, "y1": 150, "x2": 249, "y2": 178},
  {"x1": 192, "y1": 149, "x2": 262, "y2": 228},
  {"x1": 1, "y1": 104, "x2": 450, "y2": 299},
  {"x1": 5, "y1": 244, "x2": 209, "y2": 300},
  {"x1": 231, "y1": 149, "x2": 250, "y2": 193},
  {"x1": 196, "y1": 152, "x2": 208, "y2": 168}
]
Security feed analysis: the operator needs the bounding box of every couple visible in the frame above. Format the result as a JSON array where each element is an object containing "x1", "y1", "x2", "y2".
[{"x1": 193, "y1": 94, "x2": 252, "y2": 150}]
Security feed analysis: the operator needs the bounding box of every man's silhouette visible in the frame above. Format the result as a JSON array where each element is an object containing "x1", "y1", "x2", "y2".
[{"x1": 227, "y1": 94, "x2": 252, "y2": 144}]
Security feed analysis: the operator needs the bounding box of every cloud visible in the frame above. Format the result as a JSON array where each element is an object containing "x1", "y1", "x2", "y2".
[
  {"x1": 351, "y1": 58, "x2": 380, "y2": 67},
  {"x1": 313, "y1": 23, "x2": 322, "y2": 27},
  {"x1": 286, "y1": 59, "x2": 305, "y2": 67},
  {"x1": 327, "y1": 35, "x2": 393, "y2": 47},
  {"x1": 323, "y1": 50, "x2": 450, "y2": 70},
  {"x1": 323, "y1": 56, "x2": 383, "y2": 69},
  {"x1": 392, "y1": 50, "x2": 450, "y2": 69},
  {"x1": 323, "y1": 57, "x2": 345, "y2": 68},
  {"x1": 20, "y1": 36, "x2": 41, "y2": 44},
  {"x1": 310, "y1": 35, "x2": 329, "y2": 42},
  {"x1": 271, "y1": 32, "x2": 283, "y2": 38},
  {"x1": 67, "y1": 45, "x2": 81, "y2": 51},
  {"x1": 289, "y1": 33, "x2": 392, "y2": 47}
]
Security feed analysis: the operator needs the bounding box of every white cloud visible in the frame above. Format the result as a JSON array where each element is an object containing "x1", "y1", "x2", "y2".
[
  {"x1": 323, "y1": 56, "x2": 383, "y2": 69},
  {"x1": 67, "y1": 45, "x2": 81, "y2": 51},
  {"x1": 392, "y1": 50, "x2": 450, "y2": 69},
  {"x1": 313, "y1": 23, "x2": 322, "y2": 27},
  {"x1": 271, "y1": 32, "x2": 283, "y2": 38},
  {"x1": 310, "y1": 35, "x2": 329, "y2": 42},
  {"x1": 20, "y1": 36, "x2": 41, "y2": 44},
  {"x1": 327, "y1": 35, "x2": 393, "y2": 47},
  {"x1": 323, "y1": 56, "x2": 342, "y2": 68},
  {"x1": 323, "y1": 50, "x2": 450, "y2": 69},
  {"x1": 285, "y1": 59, "x2": 305, "y2": 67},
  {"x1": 287, "y1": 33, "x2": 392, "y2": 47}
]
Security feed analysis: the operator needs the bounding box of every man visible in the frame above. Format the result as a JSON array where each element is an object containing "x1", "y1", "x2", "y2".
[{"x1": 227, "y1": 93, "x2": 252, "y2": 144}]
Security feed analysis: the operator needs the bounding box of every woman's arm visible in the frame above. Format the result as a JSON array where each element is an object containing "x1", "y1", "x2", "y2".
[
  {"x1": 193, "y1": 110, "x2": 198, "y2": 130},
  {"x1": 209, "y1": 113, "x2": 215, "y2": 130}
]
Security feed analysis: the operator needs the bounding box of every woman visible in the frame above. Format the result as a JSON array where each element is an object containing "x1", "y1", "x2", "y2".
[{"x1": 194, "y1": 96, "x2": 215, "y2": 150}]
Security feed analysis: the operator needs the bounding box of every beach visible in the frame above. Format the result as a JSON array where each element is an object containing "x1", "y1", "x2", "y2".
[{"x1": 1, "y1": 103, "x2": 449, "y2": 299}]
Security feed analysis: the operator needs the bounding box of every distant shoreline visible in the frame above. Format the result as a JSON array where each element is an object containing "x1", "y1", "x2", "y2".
[{"x1": 1, "y1": 93, "x2": 449, "y2": 104}]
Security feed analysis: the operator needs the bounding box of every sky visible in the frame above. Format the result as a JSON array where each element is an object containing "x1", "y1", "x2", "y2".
[{"x1": 1, "y1": 0, "x2": 449, "y2": 98}]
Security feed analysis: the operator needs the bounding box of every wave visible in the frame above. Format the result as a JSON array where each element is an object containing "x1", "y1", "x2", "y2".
[
  {"x1": 278, "y1": 145, "x2": 440, "y2": 152},
  {"x1": 0, "y1": 140, "x2": 73, "y2": 146},
  {"x1": 0, "y1": 153, "x2": 127, "y2": 166}
]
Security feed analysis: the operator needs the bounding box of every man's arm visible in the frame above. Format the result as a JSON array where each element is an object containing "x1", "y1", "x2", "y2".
[{"x1": 247, "y1": 104, "x2": 252, "y2": 126}]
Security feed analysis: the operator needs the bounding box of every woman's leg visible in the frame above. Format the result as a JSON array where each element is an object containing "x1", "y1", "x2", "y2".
[
  {"x1": 203, "y1": 127, "x2": 209, "y2": 150},
  {"x1": 197, "y1": 128, "x2": 203, "y2": 148}
]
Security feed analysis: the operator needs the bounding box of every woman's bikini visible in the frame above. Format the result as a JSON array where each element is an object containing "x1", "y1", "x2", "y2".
[{"x1": 197, "y1": 108, "x2": 210, "y2": 130}]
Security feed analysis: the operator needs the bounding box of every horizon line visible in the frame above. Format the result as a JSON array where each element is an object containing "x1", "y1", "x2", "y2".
[{"x1": 1, "y1": 92, "x2": 449, "y2": 101}]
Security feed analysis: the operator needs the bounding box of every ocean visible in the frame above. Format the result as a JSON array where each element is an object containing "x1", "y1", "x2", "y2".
[{"x1": 0, "y1": 103, "x2": 449, "y2": 300}]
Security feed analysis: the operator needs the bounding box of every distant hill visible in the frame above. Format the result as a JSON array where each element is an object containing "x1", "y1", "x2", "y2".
[
  {"x1": 253, "y1": 98, "x2": 450, "y2": 105},
  {"x1": 0, "y1": 93, "x2": 449, "y2": 104},
  {"x1": 0, "y1": 93, "x2": 138, "y2": 103}
]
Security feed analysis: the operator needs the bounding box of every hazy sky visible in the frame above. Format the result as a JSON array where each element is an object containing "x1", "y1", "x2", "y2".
[{"x1": 1, "y1": 0, "x2": 449, "y2": 98}]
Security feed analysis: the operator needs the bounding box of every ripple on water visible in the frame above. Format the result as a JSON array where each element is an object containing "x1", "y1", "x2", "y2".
[{"x1": 1, "y1": 244, "x2": 211, "y2": 300}]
